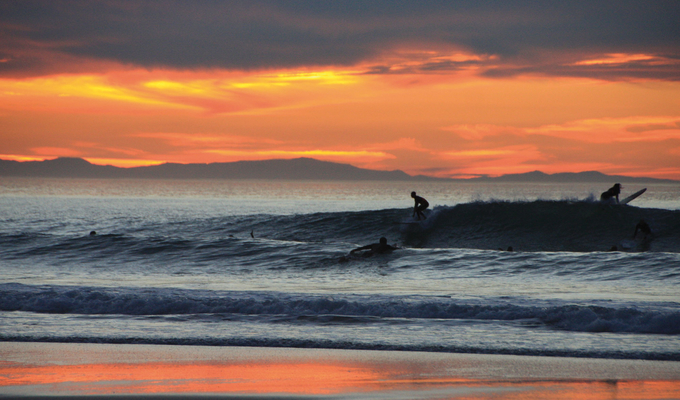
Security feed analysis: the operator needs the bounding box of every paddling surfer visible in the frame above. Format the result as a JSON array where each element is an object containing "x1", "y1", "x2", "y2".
[
  {"x1": 600, "y1": 183, "x2": 622, "y2": 204},
  {"x1": 349, "y1": 237, "x2": 398, "y2": 256},
  {"x1": 411, "y1": 191, "x2": 429, "y2": 220}
]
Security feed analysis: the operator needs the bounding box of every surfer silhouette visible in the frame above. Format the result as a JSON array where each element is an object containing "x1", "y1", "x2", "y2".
[
  {"x1": 600, "y1": 183, "x2": 622, "y2": 204},
  {"x1": 411, "y1": 191, "x2": 429, "y2": 220},
  {"x1": 633, "y1": 219, "x2": 652, "y2": 240},
  {"x1": 350, "y1": 237, "x2": 397, "y2": 256}
]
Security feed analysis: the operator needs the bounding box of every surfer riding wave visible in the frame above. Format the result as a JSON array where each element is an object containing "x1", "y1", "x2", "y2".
[{"x1": 411, "y1": 191, "x2": 429, "y2": 220}]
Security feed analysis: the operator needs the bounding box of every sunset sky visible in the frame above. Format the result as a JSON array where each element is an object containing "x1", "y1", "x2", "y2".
[{"x1": 1, "y1": 1, "x2": 679, "y2": 179}]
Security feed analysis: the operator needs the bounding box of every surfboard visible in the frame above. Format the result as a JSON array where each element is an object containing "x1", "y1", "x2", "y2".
[{"x1": 619, "y1": 188, "x2": 646, "y2": 205}]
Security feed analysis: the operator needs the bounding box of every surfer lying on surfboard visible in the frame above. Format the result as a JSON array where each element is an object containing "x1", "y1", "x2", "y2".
[
  {"x1": 411, "y1": 191, "x2": 429, "y2": 220},
  {"x1": 350, "y1": 237, "x2": 398, "y2": 256}
]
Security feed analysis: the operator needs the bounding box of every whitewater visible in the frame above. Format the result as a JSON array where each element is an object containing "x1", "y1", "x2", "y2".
[{"x1": 1, "y1": 178, "x2": 679, "y2": 361}]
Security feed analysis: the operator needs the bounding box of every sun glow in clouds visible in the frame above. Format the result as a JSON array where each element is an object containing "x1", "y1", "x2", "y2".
[
  {"x1": 0, "y1": 75, "x2": 195, "y2": 110},
  {"x1": 574, "y1": 53, "x2": 658, "y2": 66},
  {"x1": 84, "y1": 158, "x2": 166, "y2": 168}
]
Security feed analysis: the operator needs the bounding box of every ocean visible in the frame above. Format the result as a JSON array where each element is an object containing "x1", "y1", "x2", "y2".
[{"x1": 1, "y1": 178, "x2": 679, "y2": 361}]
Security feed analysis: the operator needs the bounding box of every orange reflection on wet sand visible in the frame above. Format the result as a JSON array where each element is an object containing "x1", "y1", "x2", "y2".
[
  {"x1": 1, "y1": 360, "x2": 387, "y2": 395},
  {"x1": 2, "y1": 344, "x2": 679, "y2": 398},
  {"x1": 3, "y1": 360, "x2": 680, "y2": 398},
  {"x1": 464, "y1": 380, "x2": 680, "y2": 400}
]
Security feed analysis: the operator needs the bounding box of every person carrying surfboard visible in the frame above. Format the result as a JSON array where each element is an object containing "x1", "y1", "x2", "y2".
[
  {"x1": 600, "y1": 183, "x2": 622, "y2": 204},
  {"x1": 411, "y1": 191, "x2": 429, "y2": 220}
]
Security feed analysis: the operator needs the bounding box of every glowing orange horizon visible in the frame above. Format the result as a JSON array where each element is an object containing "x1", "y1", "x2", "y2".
[{"x1": 1, "y1": 50, "x2": 679, "y2": 180}]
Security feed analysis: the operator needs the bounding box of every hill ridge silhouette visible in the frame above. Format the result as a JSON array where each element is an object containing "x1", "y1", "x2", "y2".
[{"x1": 0, "y1": 157, "x2": 676, "y2": 183}]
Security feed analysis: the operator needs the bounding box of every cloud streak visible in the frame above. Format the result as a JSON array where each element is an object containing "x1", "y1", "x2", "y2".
[{"x1": 435, "y1": 117, "x2": 680, "y2": 179}]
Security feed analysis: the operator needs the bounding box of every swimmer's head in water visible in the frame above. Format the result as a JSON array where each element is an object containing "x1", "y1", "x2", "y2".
[{"x1": 380, "y1": 237, "x2": 387, "y2": 245}]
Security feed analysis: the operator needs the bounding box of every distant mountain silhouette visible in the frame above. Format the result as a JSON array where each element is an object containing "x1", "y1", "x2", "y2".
[
  {"x1": 0, "y1": 157, "x2": 422, "y2": 181},
  {"x1": 0, "y1": 157, "x2": 677, "y2": 183}
]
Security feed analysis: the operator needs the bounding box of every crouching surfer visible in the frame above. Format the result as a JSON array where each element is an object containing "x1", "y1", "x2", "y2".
[
  {"x1": 411, "y1": 191, "x2": 429, "y2": 220},
  {"x1": 600, "y1": 183, "x2": 622, "y2": 204}
]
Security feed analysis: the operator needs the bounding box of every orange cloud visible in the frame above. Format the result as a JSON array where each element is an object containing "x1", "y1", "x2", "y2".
[
  {"x1": 84, "y1": 158, "x2": 166, "y2": 168},
  {"x1": 0, "y1": 66, "x2": 370, "y2": 117},
  {"x1": 365, "y1": 137, "x2": 429, "y2": 152},
  {"x1": 206, "y1": 149, "x2": 391, "y2": 160},
  {"x1": 525, "y1": 116, "x2": 680, "y2": 143},
  {"x1": 0, "y1": 74, "x2": 197, "y2": 112},
  {"x1": 31, "y1": 147, "x2": 82, "y2": 157},
  {"x1": 132, "y1": 132, "x2": 283, "y2": 149},
  {"x1": 0, "y1": 154, "x2": 46, "y2": 162},
  {"x1": 432, "y1": 116, "x2": 680, "y2": 178},
  {"x1": 440, "y1": 124, "x2": 520, "y2": 141},
  {"x1": 573, "y1": 53, "x2": 668, "y2": 66}
]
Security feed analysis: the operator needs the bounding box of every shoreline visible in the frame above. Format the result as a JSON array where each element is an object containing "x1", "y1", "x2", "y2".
[
  {"x1": 2, "y1": 342, "x2": 679, "y2": 399},
  {"x1": 1, "y1": 337, "x2": 678, "y2": 362}
]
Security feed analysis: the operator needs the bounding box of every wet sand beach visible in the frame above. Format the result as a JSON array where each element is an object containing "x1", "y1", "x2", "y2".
[{"x1": 1, "y1": 342, "x2": 679, "y2": 399}]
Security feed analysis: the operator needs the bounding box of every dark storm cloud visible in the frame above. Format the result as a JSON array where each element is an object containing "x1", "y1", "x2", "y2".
[{"x1": 1, "y1": 0, "x2": 679, "y2": 78}]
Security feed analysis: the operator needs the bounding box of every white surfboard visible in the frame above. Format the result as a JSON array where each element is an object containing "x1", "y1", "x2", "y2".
[{"x1": 619, "y1": 188, "x2": 646, "y2": 205}]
